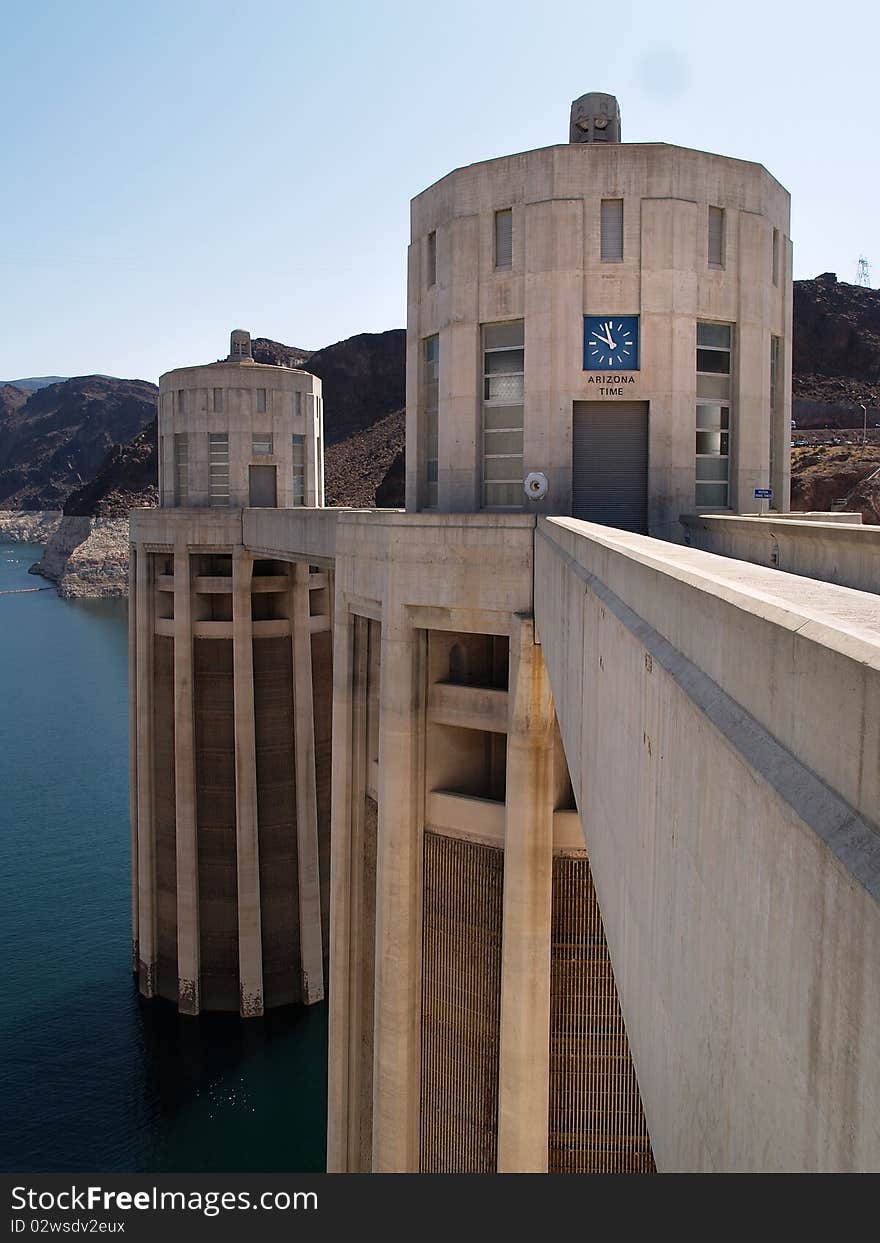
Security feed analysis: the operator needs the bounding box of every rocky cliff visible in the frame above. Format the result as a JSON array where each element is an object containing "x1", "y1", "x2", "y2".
[
  {"x1": 0, "y1": 375, "x2": 157, "y2": 510},
  {"x1": 793, "y1": 274, "x2": 880, "y2": 416},
  {"x1": 0, "y1": 509, "x2": 62, "y2": 543},
  {"x1": 30, "y1": 515, "x2": 132, "y2": 598}
]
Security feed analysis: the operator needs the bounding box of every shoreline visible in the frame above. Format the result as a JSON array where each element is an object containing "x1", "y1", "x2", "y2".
[{"x1": 0, "y1": 510, "x2": 130, "y2": 598}]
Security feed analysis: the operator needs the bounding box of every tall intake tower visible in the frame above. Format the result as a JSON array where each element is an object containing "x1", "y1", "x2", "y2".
[{"x1": 130, "y1": 331, "x2": 332, "y2": 1016}]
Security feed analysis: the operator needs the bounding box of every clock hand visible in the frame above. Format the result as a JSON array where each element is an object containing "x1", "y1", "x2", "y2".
[{"x1": 596, "y1": 324, "x2": 615, "y2": 348}]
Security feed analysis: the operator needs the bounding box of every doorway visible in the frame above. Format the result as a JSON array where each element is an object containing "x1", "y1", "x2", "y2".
[
  {"x1": 571, "y1": 401, "x2": 648, "y2": 533},
  {"x1": 249, "y1": 464, "x2": 277, "y2": 508}
]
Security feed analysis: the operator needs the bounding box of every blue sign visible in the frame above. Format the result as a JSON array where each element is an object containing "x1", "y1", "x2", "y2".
[
  {"x1": 584, "y1": 316, "x2": 640, "y2": 370},
  {"x1": 754, "y1": 488, "x2": 773, "y2": 499}
]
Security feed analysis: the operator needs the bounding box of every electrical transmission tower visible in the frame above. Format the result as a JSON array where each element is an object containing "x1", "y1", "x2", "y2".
[{"x1": 855, "y1": 256, "x2": 871, "y2": 287}]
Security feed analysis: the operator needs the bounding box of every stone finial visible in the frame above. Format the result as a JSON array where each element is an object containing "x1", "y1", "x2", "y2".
[
  {"x1": 229, "y1": 329, "x2": 252, "y2": 361},
  {"x1": 569, "y1": 93, "x2": 621, "y2": 144}
]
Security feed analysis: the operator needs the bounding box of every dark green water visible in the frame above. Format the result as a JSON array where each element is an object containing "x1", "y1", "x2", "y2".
[{"x1": 0, "y1": 542, "x2": 327, "y2": 1172}]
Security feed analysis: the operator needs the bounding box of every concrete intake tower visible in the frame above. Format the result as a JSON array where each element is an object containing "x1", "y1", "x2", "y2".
[{"x1": 131, "y1": 331, "x2": 331, "y2": 1016}]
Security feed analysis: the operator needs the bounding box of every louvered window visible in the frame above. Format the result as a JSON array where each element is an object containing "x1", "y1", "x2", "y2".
[
  {"x1": 769, "y1": 336, "x2": 780, "y2": 496},
  {"x1": 427, "y1": 230, "x2": 437, "y2": 287},
  {"x1": 252, "y1": 433, "x2": 273, "y2": 455},
  {"x1": 209, "y1": 433, "x2": 229, "y2": 506},
  {"x1": 256, "y1": 388, "x2": 267, "y2": 413},
  {"x1": 213, "y1": 387, "x2": 223, "y2": 413},
  {"x1": 423, "y1": 335, "x2": 439, "y2": 508},
  {"x1": 600, "y1": 199, "x2": 624, "y2": 262},
  {"x1": 695, "y1": 322, "x2": 733, "y2": 507},
  {"x1": 482, "y1": 321, "x2": 524, "y2": 509},
  {"x1": 176, "y1": 389, "x2": 186, "y2": 416},
  {"x1": 495, "y1": 209, "x2": 512, "y2": 269},
  {"x1": 292, "y1": 434, "x2": 305, "y2": 505},
  {"x1": 174, "y1": 434, "x2": 188, "y2": 506},
  {"x1": 708, "y1": 206, "x2": 725, "y2": 268},
  {"x1": 772, "y1": 229, "x2": 780, "y2": 286}
]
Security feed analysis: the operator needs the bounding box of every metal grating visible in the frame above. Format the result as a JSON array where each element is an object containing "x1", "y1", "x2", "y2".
[
  {"x1": 549, "y1": 854, "x2": 655, "y2": 1173},
  {"x1": 254, "y1": 637, "x2": 299, "y2": 1008},
  {"x1": 194, "y1": 638, "x2": 239, "y2": 1011},
  {"x1": 153, "y1": 634, "x2": 177, "y2": 1002},
  {"x1": 420, "y1": 831, "x2": 503, "y2": 1172}
]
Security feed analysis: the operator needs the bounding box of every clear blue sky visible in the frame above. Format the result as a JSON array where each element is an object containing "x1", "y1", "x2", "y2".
[{"x1": 2, "y1": 0, "x2": 877, "y2": 384}]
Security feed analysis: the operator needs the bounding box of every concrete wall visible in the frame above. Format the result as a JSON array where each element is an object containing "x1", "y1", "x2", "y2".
[
  {"x1": 681, "y1": 512, "x2": 879, "y2": 595},
  {"x1": 534, "y1": 516, "x2": 880, "y2": 1171},
  {"x1": 326, "y1": 511, "x2": 652, "y2": 1173},
  {"x1": 407, "y1": 142, "x2": 792, "y2": 535}
]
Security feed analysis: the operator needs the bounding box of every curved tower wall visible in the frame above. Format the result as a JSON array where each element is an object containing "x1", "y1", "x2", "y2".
[
  {"x1": 406, "y1": 141, "x2": 792, "y2": 537},
  {"x1": 132, "y1": 334, "x2": 332, "y2": 1017},
  {"x1": 157, "y1": 356, "x2": 324, "y2": 509}
]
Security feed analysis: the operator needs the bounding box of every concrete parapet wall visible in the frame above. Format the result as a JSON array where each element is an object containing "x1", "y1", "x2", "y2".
[
  {"x1": 334, "y1": 511, "x2": 536, "y2": 623},
  {"x1": 243, "y1": 506, "x2": 342, "y2": 567},
  {"x1": 681, "y1": 512, "x2": 879, "y2": 595},
  {"x1": 535, "y1": 516, "x2": 880, "y2": 1171},
  {"x1": 130, "y1": 506, "x2": 244, "y2": 549}
]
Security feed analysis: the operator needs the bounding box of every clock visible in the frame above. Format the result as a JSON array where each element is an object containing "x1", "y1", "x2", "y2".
[{"x1": 583, "y1": 315, "x2": 640, "y2": 370}]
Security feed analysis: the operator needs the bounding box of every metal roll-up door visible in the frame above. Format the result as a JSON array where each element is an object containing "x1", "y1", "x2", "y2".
[
  {"x1": 571, "y1": 401, "x2": 648, "y2": 533},
  {"x1": 248, "y1": 464, "x2": 277, "y2": 508}
]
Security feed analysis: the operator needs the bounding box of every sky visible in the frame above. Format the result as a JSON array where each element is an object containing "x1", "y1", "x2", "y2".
[{"x1": 2, "y1": 0, "x2": 877, "y2": 384}]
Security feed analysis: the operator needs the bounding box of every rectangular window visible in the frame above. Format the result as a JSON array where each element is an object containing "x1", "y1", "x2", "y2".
[
  {"x1": 213, "y1": 387, "x2": 223, "y2": 413},
  {"x1": 696, "y1": 322, "x2": 733, "y2": 507},
  {"x1": 176, "y1": 389, "x2": 186, "y2": 416},
  {"x1": 708, "y1": 206, "x2": 725, "y2": 268},
  {"x1": 769, "y1": 335, "x2": 780, "y2": 494},
  {"x1": 174, "y1": 433, "x2": 188, "y2": 505},
  {"x1": 291, "y1": 434, "x2": 305, "y2": 505},
  {"x1": 256, "y1": 388, "x2": 267, "y2": 413},
  {"x1": 482, "y1": 321, "x2": 524, "y2": 508},
  {"x1": 494, "y1": 209, "x2": 513, "y2": 270},
  {"x1": 427, "y1": 230, "x2": 437, "y2": 287},
  {"x1": 252, "y1": 433, "x2": 273, "y2": 455},
  {"x1": 600, "y1": 198, "x2": 624, "y2": 262},
  {"x1": 209, "y1": 432, "x2": 230, "y2": 506},
  {"x1": 772, "y1": 229, "x2": 780, "y2": 286},
  {"x1": 423, "y1": 335, "x2": 439, "y2": 508}
]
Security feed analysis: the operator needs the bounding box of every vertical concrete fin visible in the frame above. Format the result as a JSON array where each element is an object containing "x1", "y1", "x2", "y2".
[
  {"x1": 497, "y1": 616, "x2": 555, "y2": 1172},
  {"x1": 232, "y1": 548, "x2": 264, "y2": 1018},
  {"x1": 291, "y1": 562, "x2": 325, "y2": 1004},
  {"x1": 173, "y1": 539, "x2": 200, "y2": 1015},
  {"x1": 135, "y1": 546, "x2": 158, "y2": 996}
]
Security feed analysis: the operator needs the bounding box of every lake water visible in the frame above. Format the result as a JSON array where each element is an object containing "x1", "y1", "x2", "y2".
[{"x1": 0, "y1": 542, "x2": 327, "y2": 1172}]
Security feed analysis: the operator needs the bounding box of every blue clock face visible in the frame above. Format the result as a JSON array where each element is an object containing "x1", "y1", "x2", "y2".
[{"x1": 584, "y1": 315, "x2": 639, "y2": 370}]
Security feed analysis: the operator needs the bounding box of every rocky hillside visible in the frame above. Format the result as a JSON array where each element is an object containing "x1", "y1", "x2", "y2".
[
  {"x1": 325, "y1": 410, "x2": 405, "y2": 508},
  {"x1": 793, "y1": 274, "x2": 880, "y2": 416},
  {"x1": 251, "y1": 339, "x2": 313, "y2": 370},
  {"x1": 0, "y1": 375, "x2": 157, "y2": 510},
  {"x1": 63, "y1": 420, "x2": 159, "y2": 518},
  {"x1": 293, "y1": 330, "x2": 406, "y2": 446},
  {"x1": 0, "y1": 384, "x2": 27, "y2": 418},
  {"x1": 790, "y1": 429, "x2": 880, "y2": 524}
]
